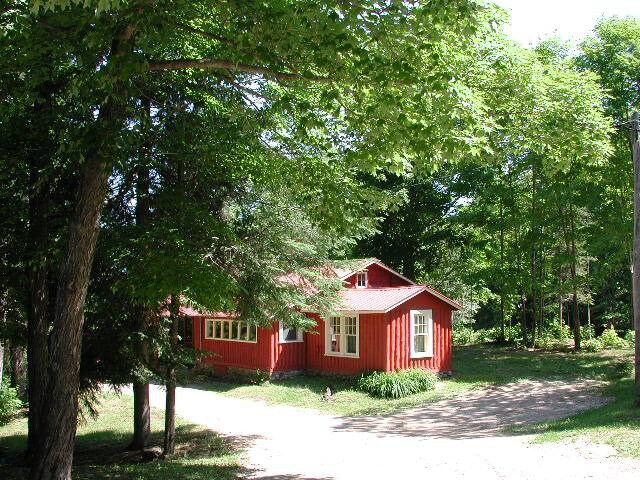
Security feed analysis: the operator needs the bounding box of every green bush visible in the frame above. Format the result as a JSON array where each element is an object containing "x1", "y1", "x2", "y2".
[
  {"x1": 582, "y1": 338, "x2": 604, "y2": 352},
  {"x1": 581, "y1": 324, "x2": 596, "y2": 340},
  {"x1": 357, "y1": 369, "x2": 438, "y2": 399},
  {"x1": 452, "y1": 323, "x2": 476, "y2": 345},
  {"x1": 599, "y1": 326, "x2": 630, "y2": 349},
  {"x1": 0, "y1": 382, "x2": 22, "y2": 425},
  {"x1": 624, "y1": 330, "x2": 635, "y2": 345},
  {"x1": 548, "y1": 322, "x2": 571, "y2": 340}
]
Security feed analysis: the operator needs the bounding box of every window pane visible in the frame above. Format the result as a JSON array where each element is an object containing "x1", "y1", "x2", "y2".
[
  {"x1": 231, "y1": 321, "x2": 239, "y2": 339},
  {"x1": 248, "y1": 325, "x2": 257, "y2": 342},
  {"x1": 330, "y1": 334, "x2": 341, "y2": 352},
  {"x1": 414, "y1": 334, "x2": 426, "y2": 353},
  {"x1": 222, "y1": 321, "x2": 230, "y2": 339},
  {"x1": 283, "y1": 327, "x2": 299, "y2": 342},
  {"x1": 345, "y1": 317, "x2": 357, "y2": 335},
  {"x1": 346, "y1": 335, "x2": 357, "y2": 354},
  {"x1": 239, "y1": 322, "x2": 248, "y2": 340},
  {"x1": 206, "y1": 320, "x2": 214, "y2": 338},
  {"x1": 330, "y1": 317, "x2": 341, "y2": 334},
  {"x1": 214, "y1": 321, "x2": 222, "y2": 339}
]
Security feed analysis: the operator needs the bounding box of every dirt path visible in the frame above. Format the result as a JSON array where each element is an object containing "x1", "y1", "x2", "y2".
[{"x1": 132, "y1": 380, "x2": 640, "y2": 480}]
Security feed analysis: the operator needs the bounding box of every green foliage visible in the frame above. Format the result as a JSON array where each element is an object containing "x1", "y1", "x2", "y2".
[
  {"x1": 0, "y1": 382, "x2": 22, "y2": 426},
  {"x1": 582, "y1": 338, "x2": 604, "y2": 352},
  {"x1": 599, "y1": 326, "x2": 630, "y2": 349},
  {"x1": 581, "y1": 325, "x2": 596, "y2": 340},
  {"x1": 357, "y1": 369, "x2": 438, "y2": 399},
  {"x1": 624, "y1": 330, "x2": 635, "y2": 345}
]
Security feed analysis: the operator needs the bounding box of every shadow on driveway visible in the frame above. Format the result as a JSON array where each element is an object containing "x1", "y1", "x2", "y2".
[{"x1": 334, "y1": 379, "x2": 610, "y2": 439}]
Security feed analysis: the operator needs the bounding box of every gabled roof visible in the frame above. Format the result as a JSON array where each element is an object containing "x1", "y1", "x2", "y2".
[
  {"x1": 330, "y1": 258, "x2": 416, "y2": 285},
  {"x1": 337, "y1": 285, "x2": 462, "y2": 313}
]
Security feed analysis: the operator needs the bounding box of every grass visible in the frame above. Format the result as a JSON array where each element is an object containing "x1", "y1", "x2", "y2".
[
  {"x1": 0, "y1": 393, "x2": 242, "y2": 480},
  {"x1": 186, "y1": 345, "x2": 634, "y2": 416}
]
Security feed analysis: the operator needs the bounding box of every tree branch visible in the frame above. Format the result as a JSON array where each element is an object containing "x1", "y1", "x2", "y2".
[
  {"x1": 170, "y1": 20, "x2": 237, "y2": 47},
  {"x1": 147, "y1": 58, "x2": 331, "y2": 83}
]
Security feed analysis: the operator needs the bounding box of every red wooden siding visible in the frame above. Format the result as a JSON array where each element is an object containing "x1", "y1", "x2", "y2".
[
  {"x1": 304, "y1": 312, "x2": 388, "y2": 374},
  {"x1": 343, "y1": 263, "x2": 412, "y2": 288},
  {"x1": 385, "y1": 292, "x2": 453, "y2": 373},
  {"x1": 270, "y1": 323, "x2": 307, "y2": 372},
  {"x1": 192, "y1": 316, "x2": 274, "y2": 372},
  {"x1": 191, "y1": 290, "x2": 454, "y2": 376}
]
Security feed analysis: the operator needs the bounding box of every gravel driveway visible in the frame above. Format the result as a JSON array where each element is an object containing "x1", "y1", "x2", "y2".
[{"x1": 132, "y1": 380, "x2": 640, "y2": 480}]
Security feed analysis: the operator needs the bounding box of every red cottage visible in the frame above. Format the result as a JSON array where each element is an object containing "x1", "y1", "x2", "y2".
[{"x1": 185, "y1": 259, "x2": 461, "y2": 377}]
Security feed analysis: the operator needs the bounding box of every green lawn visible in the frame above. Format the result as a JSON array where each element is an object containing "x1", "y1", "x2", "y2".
[
  {"x1": 186, "y1": 345, "x2": 634, "y2": 416},
  {"x1": 0, "y1": 394, "x2": 242, "y2": 480}
]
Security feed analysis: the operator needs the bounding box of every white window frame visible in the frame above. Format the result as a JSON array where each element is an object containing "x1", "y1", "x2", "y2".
[
  {"x1": 204, "y1": 318, "x2": 258, "y2": 343},
  {"x1": 325, "y1": 313, "x2": 359, "y2": 358},
  {"x1": 410, "y1": 309, "x2": 434, "y2": 358},
  {"x1": 356, "y1": 271, "x2": 368, "y2": 288},
  {"x1": 279, "y1": 322, "x2": 304, "y2": 343}
]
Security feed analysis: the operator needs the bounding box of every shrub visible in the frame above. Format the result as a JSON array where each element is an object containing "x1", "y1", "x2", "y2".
[
  {"x1": 599, "y1": 326, "x2": 629, "y2": 349},
  {"x1": 624, "y1": 330, "x2": 635, "y2": 346},
  {"x1": 548, "y1": 322, "x2": 571, "y2": 340},
  {"x1": 0, "y1": 382, "x2": 22, "y2": 425},
  {"x1": 452, "y1": 323, "x2": 476, "y2": 345},
  {"x1": 581, "y1": 325, "x2": 596, "y2": 341},
  {"x1": 535, "y1": 336, "x2": 567, "y2": 351},
  {"x1": 357, "y1": 369, "x2": 438, "y2": 399},
  {"x1": 582, "y1": 338, "x2": 604, "y2": 352}
]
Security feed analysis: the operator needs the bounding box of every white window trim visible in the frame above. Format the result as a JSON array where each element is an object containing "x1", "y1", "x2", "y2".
[
  {"x1": 356, "y1": 271, "x2": 368, "y2": 289},
  {"x1": 410, "y1": 309, "x2": 434, "y2": 358},
  {"x1": 325, "y1": 313, "x2": 360, "y2": 358},
  {"x1": 279, "y1": 322, "x2": 304, "y2": 343},
  {"x1": 204, "y1": 318, "x2": 258, "y2": 343}
]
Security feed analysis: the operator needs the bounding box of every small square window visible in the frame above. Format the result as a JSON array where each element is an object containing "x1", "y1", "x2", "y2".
[{"x1": 280, "y1": 323, "x2": 304, "y2": 343}]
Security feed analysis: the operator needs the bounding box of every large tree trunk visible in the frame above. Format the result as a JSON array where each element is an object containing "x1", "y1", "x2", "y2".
[
  {"x1": 129, "y1": 100, "x2": 152, "y2": 451},
  {"x1": 131, "y1": 381, "x2": 151, "y2": 450},
  {"x1": 30, "y1": 26, "x2": 137, "y2": 480},
  {"x1": 163, "y1": 294, "x2": 180, "y2": 456},
  {"x1": 26, "y1": 137, "x2": 51, "y2": 459}
]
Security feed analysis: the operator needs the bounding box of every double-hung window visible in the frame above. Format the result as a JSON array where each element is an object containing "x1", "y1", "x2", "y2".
[
  {"x1": 205, "y1": 318, "x2": 257, "y2": 343},
  {"x1": 279, "y1": 322, "x2": 304, "y2": 343},
  {"x1": 326, "y1": 314, "x2": 359, "y2": 357},
  {"x1": 410, "y1": 309, "x2": 433, "y2": 358},
  {"x1": 356, "y1": 271, "x2": 368, "y2": 288}
]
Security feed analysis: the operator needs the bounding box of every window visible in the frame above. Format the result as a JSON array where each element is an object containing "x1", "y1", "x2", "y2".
[
  {"x1": 356, "y1": 271, "x2": 368, "y2": 288},
  {"x1": 326, "y1": 314, "x2": 359, "y2": 357},
  {"x1": 410, "y1": 309, "x2": 433, "y2": 358},
  {"x1": 205, "y1": 318, "x2": 257, "y2": 343},
  {"x1": 279, "y1": 322, "x2": 303, "y2": 343}
]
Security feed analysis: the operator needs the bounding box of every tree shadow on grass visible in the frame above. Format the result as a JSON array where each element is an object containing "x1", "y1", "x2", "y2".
[{"x1": 0, "y1": 422, "x2": 254, "y2": 480}]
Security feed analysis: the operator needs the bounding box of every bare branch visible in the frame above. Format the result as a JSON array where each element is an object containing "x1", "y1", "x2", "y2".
[{"x1": 147, "y1": 58, "x2": 331, "y2": 83}]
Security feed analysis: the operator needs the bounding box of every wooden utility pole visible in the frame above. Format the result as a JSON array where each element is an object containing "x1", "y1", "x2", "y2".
[{"x1": 631, "y1": 112, "x2": 640, "y2": 406}]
